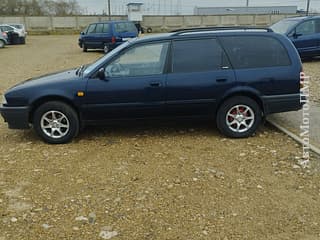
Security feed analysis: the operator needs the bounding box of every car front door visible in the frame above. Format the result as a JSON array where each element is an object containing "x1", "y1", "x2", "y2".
[
  {"x1": 82, "y1": 41, "x2": 169, "y2": 121},
  {"x1": 165, "y1": 38, "x2": 235, "y2": 117},
  {"x1": 290, "y1": 19, "x2": 320, "y2": 57}
]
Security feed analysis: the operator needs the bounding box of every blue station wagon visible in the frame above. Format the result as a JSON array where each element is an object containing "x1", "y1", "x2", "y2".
[
  {"x1": 1, "y1": 27, "x2": 304, "y2": 144},
  {"x1": 78, "y1": 20, "x2": 138, "y2": 53},
  {"x1": 271, "y1": 16, "x2": 320, "y2": 58}
]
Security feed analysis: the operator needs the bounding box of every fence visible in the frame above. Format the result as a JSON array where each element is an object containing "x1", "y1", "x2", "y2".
[{"x1": 0, "y1": 14, "x2": 298, "y2": 33}]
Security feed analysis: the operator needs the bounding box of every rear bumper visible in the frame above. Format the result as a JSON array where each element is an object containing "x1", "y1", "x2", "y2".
[
  {"x1": 0, "y1": 105, "x2": 30, "y2": 129},
  {"x1": 262, "y1": 93, "x2": 303, "y2": 115}
]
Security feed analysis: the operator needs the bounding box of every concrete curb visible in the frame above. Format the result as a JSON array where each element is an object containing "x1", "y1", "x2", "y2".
[{"x1": 267, "y1": 119, "x2": 320, "y2": 156}]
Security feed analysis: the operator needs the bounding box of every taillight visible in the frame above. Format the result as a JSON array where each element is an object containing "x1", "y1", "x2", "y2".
[{"x1": 111, "y1": 36, "x2": 116, "y2": 43}]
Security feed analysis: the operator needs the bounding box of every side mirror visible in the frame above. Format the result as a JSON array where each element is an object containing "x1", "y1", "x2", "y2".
[
  {"x1": 97, "y1": 68, "x2": 106, "y2": 80},
  {"x1": 293, "y1": 31, "x2": 302, "y2": 39},
  {"x1": 80, "y1": 31, "x2": 85, "y2": 35}
]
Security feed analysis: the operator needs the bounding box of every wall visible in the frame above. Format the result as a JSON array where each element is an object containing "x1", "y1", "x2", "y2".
[{"x1": 0, "y1": 14, "x2": 298, "y2": 33}]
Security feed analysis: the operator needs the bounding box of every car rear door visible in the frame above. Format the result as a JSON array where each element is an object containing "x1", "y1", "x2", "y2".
[{"x1": 165, "y1": 38, "x2": 236, "y2": 116}]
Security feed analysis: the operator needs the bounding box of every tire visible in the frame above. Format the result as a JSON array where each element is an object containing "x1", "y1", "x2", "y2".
[
  {"x1": 33, "y1": 101, "x2": 79, "y2": 144},
  {"x1": 20, "y1": 37, "x2": 25, "y2": 44},
  {"x1": 82, "y1": 43, "x2": 88, "y2": 52},
  {"x1": 147, "y1": 27, "x2": 152, "y2": 33},
  {"x1": 103, "y1": 44, "x2": 109, "y2": 54},
  {"x1": 0, "y1": 40, "x2": 5, "y2": 48},
  {"x1": 216, "y1": 96, "x2": 262, "y2": 138}
]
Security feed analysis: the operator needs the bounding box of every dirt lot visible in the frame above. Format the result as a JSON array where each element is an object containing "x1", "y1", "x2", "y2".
[{"x1": 0, "y1": 36, "x2": 320, "y2": 240}]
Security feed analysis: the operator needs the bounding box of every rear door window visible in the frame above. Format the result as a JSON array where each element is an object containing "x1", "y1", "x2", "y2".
[
  {"x1": 103, "y1": 23, "x2": 110, "y2": 33},
  {"x1": 172, "y1": 38, "x2": 230, "y2": 73},
  {"x1": 95, "y1": 24, "x2": 104, "y2": 33},
  {"x1": 220, "y1": 36, "x2": 291, "y2": 69}
]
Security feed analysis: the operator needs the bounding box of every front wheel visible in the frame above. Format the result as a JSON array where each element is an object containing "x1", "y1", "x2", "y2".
[
  {"x1": 0, "y1": 40, "x2": 5, "y2": 48},
  {"x1": 216, "y1": 96, "x2": 262, "y2": 138},
  {"x1": 33, "y1": 101, "x2": 79, "y2": 144},
  {"x1": 82, "y1": 43, "x2": 88, "y2": 52}
]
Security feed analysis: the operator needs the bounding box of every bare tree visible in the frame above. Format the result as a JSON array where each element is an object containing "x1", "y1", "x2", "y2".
[{"x1": 0, "y1": 0, "x2": 82, "y2": 16}]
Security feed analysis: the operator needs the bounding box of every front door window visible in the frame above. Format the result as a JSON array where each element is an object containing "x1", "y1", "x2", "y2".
[{"x1": 105, "y1": 42, "x2": 169, "y2": 77}]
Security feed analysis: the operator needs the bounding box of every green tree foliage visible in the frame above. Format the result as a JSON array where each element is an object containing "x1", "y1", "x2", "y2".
[{"x1": 0, "y1": 0, "x2": 82, "y2": 16}]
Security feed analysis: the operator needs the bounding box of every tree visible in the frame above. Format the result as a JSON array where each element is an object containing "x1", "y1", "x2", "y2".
[{"x1": 0, "y1": 0, "x2": 82, "y2": 16}]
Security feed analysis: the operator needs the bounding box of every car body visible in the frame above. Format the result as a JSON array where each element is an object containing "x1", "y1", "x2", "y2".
[
  {"x1": 8, "y1": 23, "x2": 27, "y2": 40},
  {"x1": 0, "y1": 24, "x2": 26, "y2": 44},
  {"x1": 0, "y1": 29, "x2": 8, "y2": 48},
  {"x1": 0, "y1": 27, "x2": 304, "y2": 144},
  {"x1": 78, "y1": 20, "x2": 138, "y2": 53},
  {"x1": 270, "y1": 16, "x2": 320, "y2": 58}
]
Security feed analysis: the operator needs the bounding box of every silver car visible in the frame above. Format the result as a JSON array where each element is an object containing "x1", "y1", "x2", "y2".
[{"x1": 0, "y1": 29, "x2": 8, "y2": 48}]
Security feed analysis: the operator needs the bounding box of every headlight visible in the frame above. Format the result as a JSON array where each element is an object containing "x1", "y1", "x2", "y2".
[{"x1": 1, "y1": 95, "x2": 7, "y2": 105}]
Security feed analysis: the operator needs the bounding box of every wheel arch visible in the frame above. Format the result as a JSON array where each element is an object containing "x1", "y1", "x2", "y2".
[
  {"x1": 29, "y1": 96, "x2": 81, "y2": 123},
  {"x1": 216, "y1": 90, "x2": 265, "y2": 116}
]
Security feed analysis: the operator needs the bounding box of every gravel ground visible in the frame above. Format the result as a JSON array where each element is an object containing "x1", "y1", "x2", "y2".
[
  {"x1": 0, "y1": 35, "x2": 320, "y2": 240},
  {"x1": 302, "y1": 59, "x2": 320, "y2": 103}
]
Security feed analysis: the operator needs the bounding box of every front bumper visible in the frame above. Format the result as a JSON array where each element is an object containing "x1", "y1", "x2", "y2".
[{"x1": 0, "y1": 104, "x2": 30, "y2": 129}]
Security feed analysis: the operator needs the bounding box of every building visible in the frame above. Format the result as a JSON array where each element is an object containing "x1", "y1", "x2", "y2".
[{"x1": 194, "y1": 6, "x2": 298, "y2": 15}]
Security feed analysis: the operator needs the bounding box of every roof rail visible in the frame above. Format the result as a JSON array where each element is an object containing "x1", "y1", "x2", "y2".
[{"x1": 171, "y1": 26, "x2": 273, "y2": 35}]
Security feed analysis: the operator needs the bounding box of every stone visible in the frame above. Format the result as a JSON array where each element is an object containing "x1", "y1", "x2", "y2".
[
  {"x1": 88, "y1": 212, "x2": 96, "y2": 224},
  {"x1": 10, "y1": 217, "x2": 18, "y2": 223},
  {"x1": 99, "y1": 230, "x2": 118, "y2": 239},
  {"x1": 75, "y1": 216, "x2": 88, "y2": 222},
  {"x1": 42, "y1": 223, "x2": 51, "y2": 229}
]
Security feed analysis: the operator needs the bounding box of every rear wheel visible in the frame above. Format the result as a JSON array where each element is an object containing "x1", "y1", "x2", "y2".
[
  {"x1": 216, "y1": 96, "x2": 261, "y2": 138},
  {"x1": 33, "y1": 101, "x2": 79, "y2": 144}
]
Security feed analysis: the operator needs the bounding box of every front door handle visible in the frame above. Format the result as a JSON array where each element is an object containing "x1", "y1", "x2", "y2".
[{"x1": 150, "y1": 82, "x2": 161, "y2": 87}]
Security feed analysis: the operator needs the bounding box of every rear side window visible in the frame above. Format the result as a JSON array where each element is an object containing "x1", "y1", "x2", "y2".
[
  {"x1": 220, "y1": 36, "x2": 291, "y2": 69},
  {"x1": 172, "y1": 38, "x2": 230, "y2": 73},
  {"x1": 114, "y1": 22, "x2": 137, "y2": 33}
]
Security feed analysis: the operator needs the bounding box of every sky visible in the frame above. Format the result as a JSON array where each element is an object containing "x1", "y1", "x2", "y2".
[{"x1": 77, "y1": 0, "x2": 320, "y2": 15}]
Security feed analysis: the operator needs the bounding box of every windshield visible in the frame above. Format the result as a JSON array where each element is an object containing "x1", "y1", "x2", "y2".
[
  {"x1": 270, "y1": 19, "x2": 299, "y2": 34},
  {"x1": 83, "y1": 40, "x2": 133, "y2": 75}
]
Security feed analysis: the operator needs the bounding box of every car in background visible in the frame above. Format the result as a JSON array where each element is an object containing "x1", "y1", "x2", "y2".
[
  {"x1": 0, "y1": 24, "x2": 26, "y2": 44},
  {"x1": 270, "y1": 16, "x2": 320, "y2": 58},
  {"x1": 1, "y1": 27, "x2": 304, "y2": 144},
  {"x1": 8, "y1": 23, "x2": 27, "y2": 43},
  {"x1": 78, "y1": 20, "x2": 138, "y2": 53},
  {"x1": 0, "y1": 29, "x2": 8, "y2": 48}
]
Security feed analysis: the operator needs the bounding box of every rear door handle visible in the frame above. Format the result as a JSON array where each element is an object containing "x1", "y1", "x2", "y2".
[{"x1": 150, "y1": 82, "x2": 161, "y2": 87}]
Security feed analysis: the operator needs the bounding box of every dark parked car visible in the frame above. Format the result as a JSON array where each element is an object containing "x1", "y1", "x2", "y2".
[
  {"x1": 78, "y1": 20, "x2": 138, "y2": 53},
  {"x1": 270, "y1": 16, "x2": 320, "y2": 58},
  {"x1": 0, "y1": 27, "x2": 304, "y2": 144}
]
